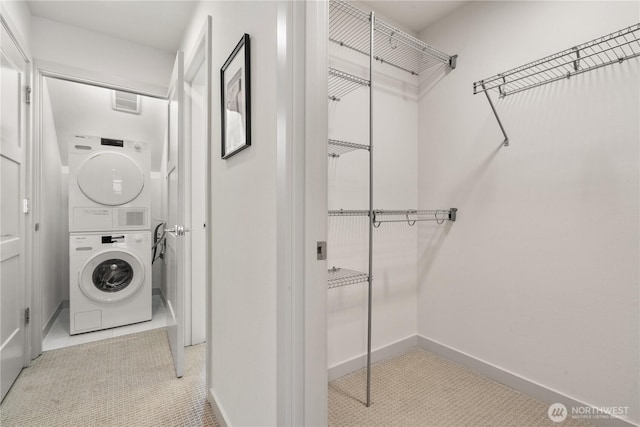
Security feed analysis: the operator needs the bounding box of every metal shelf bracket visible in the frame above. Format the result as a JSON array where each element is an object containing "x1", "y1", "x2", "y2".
[{"x1": 481, "y1": 82, "x2": 509, "y2": 147}]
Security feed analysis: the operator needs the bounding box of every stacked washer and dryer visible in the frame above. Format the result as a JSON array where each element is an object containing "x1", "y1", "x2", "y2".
[{"x1": 68, "y1": 135, "x2": 153, "y2": 335}]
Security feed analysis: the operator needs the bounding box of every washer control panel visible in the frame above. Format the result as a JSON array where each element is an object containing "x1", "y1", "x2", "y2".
[{"x1": 70, "y1": 233, "x2": 150, "y2": 251}]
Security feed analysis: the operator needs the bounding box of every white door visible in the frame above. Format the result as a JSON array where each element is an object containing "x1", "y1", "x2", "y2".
[
  {"x1": 0, "y1": 20, "x2": 29, "y2": 401},
  {"x1": 165, "y1": 51, "x2": 186, "y2": 377}
]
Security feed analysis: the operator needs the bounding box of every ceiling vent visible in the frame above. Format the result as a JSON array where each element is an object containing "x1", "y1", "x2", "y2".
[{"x1": 112, "y1": 90, "x2": 141, "y2": 114}]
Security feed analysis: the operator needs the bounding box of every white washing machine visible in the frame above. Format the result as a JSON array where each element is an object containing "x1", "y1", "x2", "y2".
[
  {"x1": 68, "y1": 135, "x2": 151, "y2": 232},
  {"x1": 69, "y1": 232, "x2": 152, "y2": 335}
]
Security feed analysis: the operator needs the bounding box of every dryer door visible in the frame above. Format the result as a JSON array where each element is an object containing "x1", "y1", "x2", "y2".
[
  {"x1": 77, "y1": 152, "x2": 144, "y2": 206},
  {"x1": 79, "y1": 250, "x2": 145, "y2": 303}
]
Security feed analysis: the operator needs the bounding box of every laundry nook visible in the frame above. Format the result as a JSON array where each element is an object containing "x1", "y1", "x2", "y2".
[{"x1": 68, "y1": 135, "x2": 152, "y2": 334}]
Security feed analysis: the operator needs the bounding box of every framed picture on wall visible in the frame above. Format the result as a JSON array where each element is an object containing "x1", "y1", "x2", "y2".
[{"x1": 221, "y1": 33, "x2": 251, "y2": 159}]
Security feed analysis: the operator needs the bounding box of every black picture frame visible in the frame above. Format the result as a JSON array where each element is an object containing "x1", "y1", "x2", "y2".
[{"x1": 221, "y1": 33, "x2": 251, "y2": 159}]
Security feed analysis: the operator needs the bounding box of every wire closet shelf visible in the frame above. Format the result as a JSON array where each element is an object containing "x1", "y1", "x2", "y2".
[
  {"x1": 328, "y1": 267, "x2": 369, "y2": 289},
  {"x1": 329, "y1": 67, "x2": 370, "y2": 101},
  {"x1": 329, "y1": 0, "x2": 457, "y2": 75},
  {"x1": 473, "y1": 23, "x2": 640, "y2": 97},
  {"x1": 328, "y1": 139, "x2": 370, "y2": 157}
]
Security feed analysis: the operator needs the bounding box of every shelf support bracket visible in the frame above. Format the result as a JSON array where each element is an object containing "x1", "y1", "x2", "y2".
[
  {"x1": 449, "y1": 55, "x2": 458, "y2": 70},
  {"x1": 481, "y1": 83, "x2": 509, "y2": 147}
]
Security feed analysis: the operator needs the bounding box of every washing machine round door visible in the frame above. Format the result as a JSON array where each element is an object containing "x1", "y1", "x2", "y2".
[
  {"x1": 79, "y1": 250, "x2": 145, "y2": 303},
  {"x1": 77, "y1": 152, "x2": 144, "y2": 206}
]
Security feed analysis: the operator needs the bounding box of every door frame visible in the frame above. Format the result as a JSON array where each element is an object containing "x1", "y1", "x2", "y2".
[
  {"x1": 30, "y1": 60, "x2": 167, "y2": 359},
  {"x1": 300, "y1": 1, "x2": 329, "y2": 425},
  {"x1": 275, "y1": 1, "x2": 328, "y2": 425},
  {"x1": 182, "y1": 16, "x2": 211, "y2": 349}
]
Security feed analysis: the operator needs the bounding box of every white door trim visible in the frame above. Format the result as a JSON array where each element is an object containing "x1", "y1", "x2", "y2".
[
  {"x1": 303, "y1": 1, "x2": 329, "y2": 425},
  {"x1": 182, "y1": 14, "x2": 214, "y2": 404},
  {"x1": 31, "y1": 60, "x2": 168, "y2": 359},
  {"x1": 0, "y1": 11, "x2": 31, "y2": 61},
  {"x1": 275, "y1": 1, "x2": 297, "y2": 424},
  {"x1": 32, "y1": 60, "x2": 166, "y2": 99},
  {"x1": 275, "y1": 1, "x2": 328, "y2": 425},
  {"x1": 183, "y1": 16, "x2": 211, "y2": 349}
]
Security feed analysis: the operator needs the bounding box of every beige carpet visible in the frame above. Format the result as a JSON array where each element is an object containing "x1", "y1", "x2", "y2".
[
  {"x1": 0, "y1": 328, "x2": 219, "y2": 427},
  {"x1": 2, "y1": 333, "x2": 598, "y2": 427},
  {"x1": 329, "y1": 349, "x2": 594, "y2": 427}
]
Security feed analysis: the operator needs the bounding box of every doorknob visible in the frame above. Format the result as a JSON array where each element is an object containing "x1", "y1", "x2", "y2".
[{"x1": 164, "y1": 225, "x2": 191, "y2": 236}]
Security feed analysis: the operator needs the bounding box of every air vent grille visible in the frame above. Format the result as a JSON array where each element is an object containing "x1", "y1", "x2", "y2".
[{"x1": 112, "y1": 90, "x2": 141, "y2": 114}]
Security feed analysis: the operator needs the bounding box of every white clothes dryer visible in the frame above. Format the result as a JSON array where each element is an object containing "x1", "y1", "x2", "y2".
[
  {"x1": 69, "y1": 232, "x2": 152, "y2": 335},
  {"x1": 68, "y1": 135, "x2": 151, "y2": 232}
]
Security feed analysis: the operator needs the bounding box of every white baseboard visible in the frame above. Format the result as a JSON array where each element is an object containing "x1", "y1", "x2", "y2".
[
  {"x1": 328, "y1": 335, "x2": 417, "y2": 381},
  {"x1": 42, "y1": 301, "x2": 64, "y2": 336},
  {"x1": 416, "y1": 335, "x2": 638, "y2": 427},
  {"x1": 208, "y1": 387, "x2": 231, "y2": 427}
]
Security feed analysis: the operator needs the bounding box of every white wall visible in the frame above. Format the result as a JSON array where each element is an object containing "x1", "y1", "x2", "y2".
[
  {"x1": 31, "y1": 16, "x2": 174, "y2": 92},
  {"x1": 327, "y1": 43, "x2": 419, "y2": 368},
  {"x1": 45, "y1": 77, "x2": 167, "y2": 170},
  {"x1": 40, "y1": 79, "x2": 65, "y2": 327},
  {"x1": 417, "y1": 1, "x2": 639, "y2": 423},
  {"x1": 180, "y1": 2, "x2": 280, "y2": 425}
]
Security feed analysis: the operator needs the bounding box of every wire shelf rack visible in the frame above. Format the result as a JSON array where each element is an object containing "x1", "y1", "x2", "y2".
[
  {"x1": 474, "y1": 23, "x2": 640, "y2": 97},
  {"x1": 329, "y1": 0, "x2": 456, "y2": 76},
  {"x1": 328, "y1": 209, "x2": 370, "y2": 217},
  {"x1": 329, "y1": 67, "x2": 370, "y2": 101},
  {"x1": 328, "y1": 139, "x2": 370, "y2": 157},
  {"x1": 328, "y1": 267, "x2": 369, "y2": 289}
]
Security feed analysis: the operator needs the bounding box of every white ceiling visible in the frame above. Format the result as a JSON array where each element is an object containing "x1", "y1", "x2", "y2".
[
  {"x1": 45, "y1": 77, "x2": 167, "y2": 171},
  {"x1": 26, "y1": 1, "x2": 198, "y2": 52},
  {"x1": 24, "y1": 1, "x2": 463, "y2": 51},
  {"x1": 359, "y1": 0, "x2": 469, "y2": 33}
]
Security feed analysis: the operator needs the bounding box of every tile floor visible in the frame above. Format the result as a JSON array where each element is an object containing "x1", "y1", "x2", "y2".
[{"x1": 42, "y1": 294, "x2": 168, "y2": 351}]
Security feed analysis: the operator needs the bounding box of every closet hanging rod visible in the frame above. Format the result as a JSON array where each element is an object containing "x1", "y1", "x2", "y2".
[
  {"x1": 328, "y1": 209, "x2": 458, "y2": 221},
  {"x1": 329, "y1": 0, "x2": 457, "y2": 76},
  {"x1": 373, "y1": 208, "x2": 457, "y2": 227},
  {"x1": 473, "y1": 23, "x2": 640, "y2": 97}
]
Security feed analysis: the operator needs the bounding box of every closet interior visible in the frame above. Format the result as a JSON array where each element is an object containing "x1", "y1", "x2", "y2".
[
  {"x1": 327, "y1": 0, "x2": 458, "y2": 407},
  {"x1": 326, "y1": 0, "x2": 639, "y2": 422}
]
